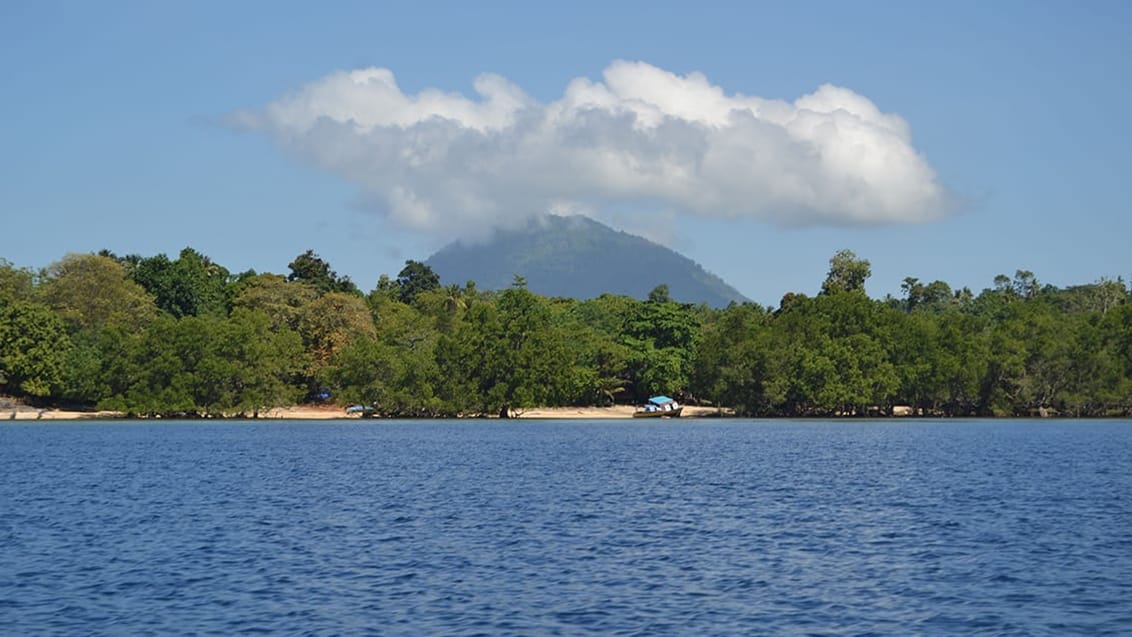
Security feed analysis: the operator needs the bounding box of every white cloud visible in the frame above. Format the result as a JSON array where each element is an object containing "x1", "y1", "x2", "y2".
[{"x1": 235, "y1": 60, "x2": 951, "y2": 237}]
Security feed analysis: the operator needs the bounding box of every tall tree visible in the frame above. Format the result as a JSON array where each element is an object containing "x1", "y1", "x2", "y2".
[
  {"x1": 287, "y1": 250, "x2": 360, "y2": 296},
  {"x1": 120, "y1": 248, "x2": 230, "y2": 318},
  {"x1": 59, "y1": 329, "x2": 106, "y2": 405},
  {"x1": 821, "y1": 249, "x2": 871, "y2": 295},
  {"x1": 901, "y1": 277, "x2": 954, "y2": 313},
  {"x1": 100, "y1": 315, "x2": 221, "y2": 416},
  {"x1": 692, "y1": 303, "x2": 761, "y2": 412},
  {"x1": 437, "y1": 286, "x2": 573, "y2": 417},
  {"x1": 768, "y1": 292, "x2": 898, "y2": 415},
  {"x1": 168, "y1": 247, "x2": 231, "y2": 317},
  {"x1": 934, "y1": 311, "x2": 990, "y2": 416},
  {"x1": 231, "y1": 273, "x2": 318, "y2": 332},
  {"x1": 40, "y1": 253, "x2": 156, "y2": 331},
  {"x1": 984, "y1": 300, "x2": 1074, "y2": 415},
  {"x1": 298, "y1": 292, "x2": 377, "y2": 397},
  {"x1": 396, "y1": 260, "x2": 441, "y2": 305},
  {"x1": 0, "y1": 258, "x2": 35, "y2": 304},
  {"x1": 327, "y1": 332, "x2": 443, "y2": 417},
  {"x1": 0, "y1": 301, "x2": 72, "y2": 398},
  {"x1": 216, "y1": 309, "x2": 306, "y2": 416},
  {"x1": 622, "y1": 284, "x2": 702, "y2": 400}
]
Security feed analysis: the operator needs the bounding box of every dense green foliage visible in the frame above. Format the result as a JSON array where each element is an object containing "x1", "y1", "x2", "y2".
[{"x1": 2, "y1": 249, "x2": 1130, "y2": 417}]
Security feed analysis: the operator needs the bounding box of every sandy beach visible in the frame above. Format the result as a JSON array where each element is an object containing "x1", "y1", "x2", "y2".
[
  {"x1": 3, "y1": 407, "x2": 124, "y2": 421},
  {"x1": 515, "y1": 405, "x2": 726, "y2": 418},
  {"x1": 3, "y1": 404, "x2": 351, "y2": 421}
]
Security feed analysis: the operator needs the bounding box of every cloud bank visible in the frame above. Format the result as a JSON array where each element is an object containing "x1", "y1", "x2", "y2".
[{"x1": 235, "y1": 61, "x2": 950, "y2": 237}]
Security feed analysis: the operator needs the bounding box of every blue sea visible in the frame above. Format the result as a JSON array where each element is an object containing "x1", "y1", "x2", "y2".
[{"x1": 2, "y1": 419, "x2": 1130, "y2": 635}]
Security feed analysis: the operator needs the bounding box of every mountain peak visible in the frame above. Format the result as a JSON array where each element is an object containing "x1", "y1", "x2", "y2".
[{"x1": 425, "y1": 215, "x2": 747, "y2": 307}]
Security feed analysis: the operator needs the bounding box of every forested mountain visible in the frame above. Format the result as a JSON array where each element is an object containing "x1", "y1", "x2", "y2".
[{"x1": 425, "y1": 215, "x2": 748, "y2": 307}]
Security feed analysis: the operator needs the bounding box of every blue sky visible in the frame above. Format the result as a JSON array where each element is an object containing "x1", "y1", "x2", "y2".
[{"x1": 2, "y1": 0, "x2": 1129, "y2": 305}]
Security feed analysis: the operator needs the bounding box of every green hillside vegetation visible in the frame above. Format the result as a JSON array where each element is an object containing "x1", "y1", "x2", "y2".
[
  {"x1": 425, "y1": 215, "x2": 748, "y2": 307},
  {"x1": 2, "y1": 249, "x2": 1131, "y2": 418}
]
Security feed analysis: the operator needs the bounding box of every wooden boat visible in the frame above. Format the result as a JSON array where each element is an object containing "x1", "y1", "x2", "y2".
[{"x1": 633, "y1": 396, "x2": 682, "y2": 418}]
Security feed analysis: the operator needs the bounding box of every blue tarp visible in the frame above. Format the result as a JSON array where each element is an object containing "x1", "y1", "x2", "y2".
[{"x1": 648, "y1": 396, "x2": 674, "y2": 405}]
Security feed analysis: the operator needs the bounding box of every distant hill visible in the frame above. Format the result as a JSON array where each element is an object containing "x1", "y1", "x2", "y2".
[{"x1": 425, "y1": 215, "x2": 748, "y2": 307}]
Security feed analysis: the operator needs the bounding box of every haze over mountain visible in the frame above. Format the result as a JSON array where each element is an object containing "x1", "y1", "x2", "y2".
[{"x1": 425, "y1": 215, "x2": 748, "y2": 307}]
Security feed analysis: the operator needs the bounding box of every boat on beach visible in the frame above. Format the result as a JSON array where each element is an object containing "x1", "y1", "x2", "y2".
[
  {"x1": 345, "y1": 404, "x2": 375, "y2": 417},
  {"x1": 633, "y1": 396, "x2": 682, "y2": 418}
]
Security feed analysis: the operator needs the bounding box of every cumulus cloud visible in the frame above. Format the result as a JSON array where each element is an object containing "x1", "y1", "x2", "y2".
[{"x1": 234, "y1": 61, "x2": 951, "y2": 237}]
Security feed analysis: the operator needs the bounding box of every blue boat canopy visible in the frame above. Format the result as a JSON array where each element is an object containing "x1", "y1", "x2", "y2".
[{"x1": 648, "y1": 396, "x2": 675, "y2": 405}]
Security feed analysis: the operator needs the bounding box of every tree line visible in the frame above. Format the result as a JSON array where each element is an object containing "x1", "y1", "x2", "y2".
[{"x1": 1, "y1": 248, "x2": 1130, "y2": 417}]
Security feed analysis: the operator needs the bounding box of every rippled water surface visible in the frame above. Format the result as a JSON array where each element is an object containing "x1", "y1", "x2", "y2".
[{"x1": 2, "y1": 419, "x2": 1131, "y2": 635}]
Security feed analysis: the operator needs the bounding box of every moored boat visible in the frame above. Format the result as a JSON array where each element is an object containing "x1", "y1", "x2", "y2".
[
  {"x1": 345, "y1": 404, "x2": 375, "y2": 417},
  {"x1": 633, "y1": 396, "x2": 682, "y2": 418}
]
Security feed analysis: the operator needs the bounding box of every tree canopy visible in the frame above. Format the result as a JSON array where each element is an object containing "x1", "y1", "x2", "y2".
[
  {"x1": 821, "y1": 249, "x2": 872, "y2": 295},
  {"x1": 396, "y1": 260, "x2": 441, "y2": 305},
  {"x1": 2, "y1": 247, "x2": 1131, "y2": 418},
  {"x1": 40, "y1": 253, "x2": 156, "y2": 330},
  {"x1": 287, "y1": 249, "x2": 360, "y2": 296}
]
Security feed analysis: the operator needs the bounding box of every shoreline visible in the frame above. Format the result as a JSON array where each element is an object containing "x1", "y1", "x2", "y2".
[
  {"x1": 2, "y1": 404, "x2": 729, "y2": 421},
  {"x1": 5, "y1": 406, "x2": 1126, "y2": 421},
  {"x1": 515, "y1": 405, "x2": 727, "y2": 419}
]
